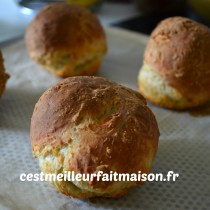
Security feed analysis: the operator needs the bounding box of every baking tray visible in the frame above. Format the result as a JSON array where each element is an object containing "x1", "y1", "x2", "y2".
[{"x1": 0, "y1": 27, "x2": 209, "y2": 210}]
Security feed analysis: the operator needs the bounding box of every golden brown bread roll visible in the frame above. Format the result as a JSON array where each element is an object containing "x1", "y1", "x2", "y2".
[
  {"x1": 25, "y1": 3, "x2": 107, "y2": 78},
  {"x1": 138, "y1": 17, "x2": 210, "y2": 109},
  {"x1": 0, "y1": 51, "x2": 9, "y2": 97},
  {"x1": 31, "y1": 76, "x2": 159, "y2": 198}
]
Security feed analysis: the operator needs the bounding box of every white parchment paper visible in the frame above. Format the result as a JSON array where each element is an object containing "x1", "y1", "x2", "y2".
[{"x1": 0, "y1": 27, "x2": 209, "y2": 210}]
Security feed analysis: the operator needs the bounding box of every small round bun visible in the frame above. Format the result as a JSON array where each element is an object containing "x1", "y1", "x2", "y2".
[
  {"x1": 31, "y1": 76, "x2": 159, "y2": 198},
  {"x1": 0, "y1": 51, "x2": 9, "y2": 97},
  {"x1": 138, "y1": 17, "x2": 210, "y2": 109},
  {"x1": 25, "y1": 3, "x2": 107, "y2": 77}
]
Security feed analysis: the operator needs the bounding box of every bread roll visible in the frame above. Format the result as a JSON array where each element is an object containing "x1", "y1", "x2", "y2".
[
  {"x1": 138, "y1": 17, "x2": 210, "y2": 109},
  {"x1": 0, "y1": 51, "x2": 9, "y2": 97},
  {"x1": 31, "y1": 76, "x2": 159, "y2": 198},
  {"x1": 25, "y1": 3, "x2": 107, "y2": 78}
]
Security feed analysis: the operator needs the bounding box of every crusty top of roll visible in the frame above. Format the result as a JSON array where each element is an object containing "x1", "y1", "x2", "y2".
[
  {"x1": 144, "y1": 16, "x2": 210, "y2": 98},
  {"x1": 31, "y1": 76, "x2": 159, "y2": 174},
  {"x1": 25, "y1": 3, "x2": 106, "y2": 57}
]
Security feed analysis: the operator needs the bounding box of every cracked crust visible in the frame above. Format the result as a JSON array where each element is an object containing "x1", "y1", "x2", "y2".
[
  {"x1": 139, "y1": 17, "x2": 210, "y2": 109},
  {"x1": 31, "y1": 76, "x2": 159, "y2": 198}
]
